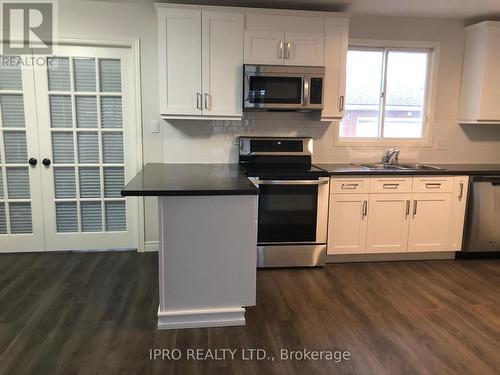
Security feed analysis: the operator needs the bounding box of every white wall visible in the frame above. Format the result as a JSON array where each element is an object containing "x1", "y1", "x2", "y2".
[{"x1": 58, "y1": 2, "x2": 500, "y2": 244}]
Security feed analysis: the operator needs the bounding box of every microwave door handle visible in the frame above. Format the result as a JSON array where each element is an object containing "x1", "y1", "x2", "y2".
[{"x1": 303, "y1": 78, "x2": 310, "y2": 107}]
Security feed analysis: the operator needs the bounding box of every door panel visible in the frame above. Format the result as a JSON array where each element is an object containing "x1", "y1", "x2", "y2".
[
  {"x1": 33, "y1": 46, "x2": 138, "y2": 251},
  {"x1": 322, "y1": 18, "x2": 349, "y2": 119},
  {"x1": 158, "y1": 8, "x2": 202, "y2": 115},
  {"x1": 244, "y1": 30, "x2": 284, "y2": 65},
  {"x1": 202, "y1": 11, "x2": 243, "y2": 117},
  {"x1": 408, "y1": 193, "x2": 452, "y2": 252},
  {"x1": 0, "y1": 58, "x2": 45, "y2": 252},
  {"x1": 327, "y1": 194, "x2": 368, "y2": 254},
  {"x1": 284, "y1": 32, "x2": 324, "y2": 66},
  {"x1": 366, "y1": 194, "x2": 411, "y2": 253}
]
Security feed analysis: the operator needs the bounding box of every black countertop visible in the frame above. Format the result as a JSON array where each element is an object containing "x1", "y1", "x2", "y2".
[
  {"x1": 121, "y1": 163, "x2": 258, "y2": 196},
  {"x1": 315, "y1": 163, "x2": 500, "y2": 176},
  {"x1": 122, "y1": 163, "x2": 500, "y2": 197}
]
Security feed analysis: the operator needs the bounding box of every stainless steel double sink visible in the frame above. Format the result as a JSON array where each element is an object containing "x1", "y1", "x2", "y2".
[{"x1": 353, "y1": 163, "x2": 445, "y2": 171}]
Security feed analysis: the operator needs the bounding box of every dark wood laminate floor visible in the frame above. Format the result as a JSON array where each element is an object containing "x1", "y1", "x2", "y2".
[{"x1": 0, "y1": 252, "x2": 499, "y2": 375}]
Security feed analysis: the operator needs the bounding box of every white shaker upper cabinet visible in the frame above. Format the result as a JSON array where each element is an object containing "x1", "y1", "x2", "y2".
[
  {"x1": 157, "y1": 6, "x2": 244, "y2": 119},
  {"x1": 321, "y1": 17, "x2": 349, "y2": 120},
  {"x1": 202, "y1": 11, "x2": 244, "y2": 117},
  {"x1": 157, "y1": 8, "x2": 202, "y2": 116},
  {"x1": 243, "y1": 13, "x2": 326, "y2": 66},
  {"x1": 243, "y1": 30, "x2": 285, "y2": 65},
  {"x1": 459, "y1": 21, "x2": 500, "y2": 124},
  {"x1": 284, "y1": 32, "x2": 325, "y2": 66}
]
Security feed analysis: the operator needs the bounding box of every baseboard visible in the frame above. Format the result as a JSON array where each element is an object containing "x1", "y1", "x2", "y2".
[
  {"x1": 157, "y1": 306, "x2": 246, "y2": 330},
  {"x1": 327, "y1": 251, "x2": 456, "y2": 263},
  {"x1": 144, "y1": 241, "x2": 159, "y2": 252}
]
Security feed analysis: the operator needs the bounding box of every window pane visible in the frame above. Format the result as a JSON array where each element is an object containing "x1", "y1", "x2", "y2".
[
  {"x1": 340, "y1": 50, "x2": 384, "y2": 138},
  {"x1": 383, "y1": 51, "x2": 428, "y2": 138}
]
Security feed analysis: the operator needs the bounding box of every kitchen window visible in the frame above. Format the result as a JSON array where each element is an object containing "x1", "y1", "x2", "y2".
[{"x1": 337, "y1": 42, "x2": 438, "y2": 145}]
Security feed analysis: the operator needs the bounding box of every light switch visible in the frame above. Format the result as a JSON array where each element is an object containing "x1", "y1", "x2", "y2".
[{"x1": 151, "y1": 120, "x2": 160, "y2": 134}]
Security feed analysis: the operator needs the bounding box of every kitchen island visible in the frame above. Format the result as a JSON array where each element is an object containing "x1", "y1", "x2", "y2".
[{"x1": 122, "y1": 164, "x2": 259, "y2": 329}]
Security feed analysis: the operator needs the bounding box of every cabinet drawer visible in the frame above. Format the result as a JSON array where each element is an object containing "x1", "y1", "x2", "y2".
[
  {"x1": 331, "y1": 177, "x2": 369, "y2": 194},
  {"x1": 370, "y1": 178, "x2": 412, "y2": 193},
  {"x1": 412, "y1": 177, "x2": 453, "y2": 193}
]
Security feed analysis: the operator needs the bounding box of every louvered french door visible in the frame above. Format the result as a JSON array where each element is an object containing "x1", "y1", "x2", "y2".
[{"x1": 0, "y1": 44, "x2": 138, "y2": 252}]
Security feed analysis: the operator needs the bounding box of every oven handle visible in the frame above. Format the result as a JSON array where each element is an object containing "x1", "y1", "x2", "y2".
[{"x1": 253, "y1": 179, "x2": 329, "y2": 185}]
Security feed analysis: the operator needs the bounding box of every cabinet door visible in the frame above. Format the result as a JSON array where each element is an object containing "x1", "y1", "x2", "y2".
[
  {"x1": 448, "y1": 177, "x2": 469, "y2": 250},
  {"x1": 478, "y1": 26, "x2": 500, "y2": 121},
  {"x1": 284, "y1": 32, "x2": 325, "y2": 66},
  {"x1": 408, "y1": 194, "x2": 452, "y2": 252},
  {"x1": 321, "y1": 18, "x2": 349, "y2": 119},
  {"x1": 327, "y1": 194, "x2": 368, "y2": 254},
  {"x1": 366, "y1": 194, "x2": 411, "y2": 253},
  {"x1": 202, "y1": 11, "x2": 244, "y2": 117},
  {"x1": 158, "y1": 8, "x2": 202, "y2": 115},
  {"x1": 244, "y1": 30, "x2": 284, "y2": 65}
]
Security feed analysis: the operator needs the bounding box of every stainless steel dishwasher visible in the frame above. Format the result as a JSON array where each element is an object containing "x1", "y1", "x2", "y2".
[{"x1": 463, "y1": 176, "x2": 500, "y2": 252}]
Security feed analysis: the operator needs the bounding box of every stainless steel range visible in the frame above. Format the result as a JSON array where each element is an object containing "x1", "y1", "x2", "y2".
[{"x1": 239, "y1": 137, "x2": 329, "y2": 268}]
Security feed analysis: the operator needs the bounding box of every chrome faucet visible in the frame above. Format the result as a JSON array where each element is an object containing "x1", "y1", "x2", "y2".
[{"x1": 382, "y1": 148, "x2": 400, "y2": 164}]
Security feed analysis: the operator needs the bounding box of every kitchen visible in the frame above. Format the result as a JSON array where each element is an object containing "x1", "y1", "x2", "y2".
[{"x1": 1, "y1": 0, "x2": 500, "y2": 374}]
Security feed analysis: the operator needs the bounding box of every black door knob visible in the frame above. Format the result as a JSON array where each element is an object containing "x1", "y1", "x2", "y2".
[
  {"x1": 42, "y1": 158, "x2": 51, "y2": 167},
  {"x1": 28, "y1": 157, "x2": 38, "y2": 166}
]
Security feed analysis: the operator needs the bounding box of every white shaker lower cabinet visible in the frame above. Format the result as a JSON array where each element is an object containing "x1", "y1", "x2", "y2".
[
  {"x1": 328, "y1": 194, "x2": 369, "y2": 254},
  {"x1": 365, "y1": 194, "x2": 411, "y2": 253},
  {"x1": 407, "y1": 194, "x2": 453, "y2": 252},
  {"x1": 156, "y1": 5, "x2": 243, "y2": 118},
  {"x1": 327, "y1": 176, "x2": 470, "y2": 256}
]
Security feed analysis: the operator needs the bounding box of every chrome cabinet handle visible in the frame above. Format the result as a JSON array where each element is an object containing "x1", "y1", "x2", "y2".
[
  {"x1": 286, "y1": 42, "x2": 291, "y2": 59},
  {"x1": 383, "y1": 183, "x2": 399, "y2": 189},
  {"x1": 413, "y1": 200, "x2": 418, "y2": 216},
  {"x1": 252, "y1": 179, "x2": 328, "y2": 186},
  {"x1": 196, "y1": 92, "x2": 202, "y2": 110},
  {"x1": 341, "y1": 183, "x2": 358, "y2": 189},
  {"x1": 458, "y1": 182, "x2": 464, "y2": 200},
  {"x1": 425, "y1": 183, "x2": 442, "y2": 189},
  {"x1": 362, "y1": 200, "x2": 368, "y2": 217},
  {"x1": 204, "y1": 93, "x2": 210, "y2": 110},
  {"x1": 406, "y1": 200, "x2": 410, "y2": 217},
  {"x1": 339, "y1": 95, "x2": 344, "y2": 112},
  {"x1": 278, "y1": 41, "x2": 284, "y2": 58}
]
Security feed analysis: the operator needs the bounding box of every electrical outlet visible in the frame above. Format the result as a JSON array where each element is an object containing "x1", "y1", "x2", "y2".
[{"x1": 151, "y1": 120, "x2": 160, "y2": 134}]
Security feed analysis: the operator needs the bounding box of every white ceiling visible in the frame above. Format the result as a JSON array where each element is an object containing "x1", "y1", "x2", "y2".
[{"x1": 96, "y1": 0, "x2": 500, "y2": 20}]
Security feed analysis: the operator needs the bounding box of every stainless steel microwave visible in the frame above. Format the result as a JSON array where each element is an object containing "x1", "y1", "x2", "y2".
[{"x1": 243, "y1": 64, "x2": 325, "y2": 111}]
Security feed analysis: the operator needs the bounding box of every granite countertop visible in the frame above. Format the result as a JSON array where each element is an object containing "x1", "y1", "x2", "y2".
[
  {"x1": 315, "y1": 163, "x2": 500, "y2": 176},
  {"x1": 121, "y1": 163, "x2": 259, "y2": 196}
]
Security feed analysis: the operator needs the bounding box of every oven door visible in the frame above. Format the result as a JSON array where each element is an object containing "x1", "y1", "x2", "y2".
[
  {"x1": 250, "y1": 177, "x2": 329, "y2": 244},
  {"x1": 244, "y1": 73, "x2": 305, "y2": 109}
]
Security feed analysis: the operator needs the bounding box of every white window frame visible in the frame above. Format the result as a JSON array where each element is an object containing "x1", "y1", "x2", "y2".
[{"x1": 335, "y1": 39, "x2": 440, "y2": 147}]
